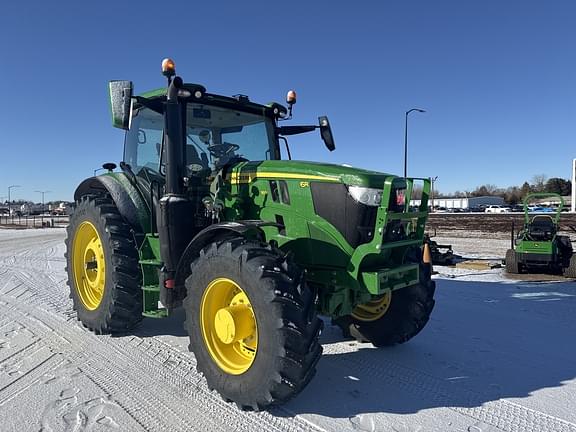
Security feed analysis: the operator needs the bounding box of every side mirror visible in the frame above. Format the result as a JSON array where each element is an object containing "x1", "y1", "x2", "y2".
[
  {"x1": 318, "y1": 116, "x2": 335, "y2": 151},
  {"x1": 108, "y1": 80, "x2": 133, "y2": 130}
]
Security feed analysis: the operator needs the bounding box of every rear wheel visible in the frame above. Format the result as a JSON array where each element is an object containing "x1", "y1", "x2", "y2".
[
  {"x1": 184, "y1": 238, "x2": 322, "y2": 410},
  {"x1": 563, "y1": 254, "x2": 576, "y2": 278},
  {"x1": 336, "y1": 249, "x2": 435, "y2": 347},
  {"x1": 505, "y1": 249, "x2": 519, "y2": 274},
  {"x1": 65, "y1": 196, "x2": 142, "y2": 334}
]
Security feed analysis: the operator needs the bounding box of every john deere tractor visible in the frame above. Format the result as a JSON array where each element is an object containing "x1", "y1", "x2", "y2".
[
  {"x1": 505, "y1": 193, "x2": 576, "y2": 276},
  {"x1": 65, "y1": 59, "x2": 435, "y2": 409}
]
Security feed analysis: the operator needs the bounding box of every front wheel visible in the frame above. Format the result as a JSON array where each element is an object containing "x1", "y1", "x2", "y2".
[
  {"x1": 336, "y1": 250, "x2": 435, "y2": 347},
  {"x1": 184, "y1": 239, "x2": 322, "y2": 410}
]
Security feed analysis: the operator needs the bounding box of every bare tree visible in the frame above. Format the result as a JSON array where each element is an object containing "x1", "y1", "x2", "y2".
[
  {"x1": 531, "y1": 174, "x2": 548, "y2": 193},
  {"x1": 504, "y1": 186, "x2": 521, "y2": 205},
  {"x1": 471, "y1": 184, "x2": 499, "y2": 197}
]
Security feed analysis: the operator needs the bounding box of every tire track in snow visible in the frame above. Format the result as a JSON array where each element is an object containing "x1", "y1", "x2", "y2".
[
  {"x1": 0, "y1": 301, "x2": 230, "y2": 432},
  {"x1": 4, "y1": 230, "x2": 573, "y2": 431},
  {"x1": 0, "y1": 233, "x2": 326, "y2": 432},
  {"x1": 1, "y1": 296, "x2": 324, "y2": 432}
]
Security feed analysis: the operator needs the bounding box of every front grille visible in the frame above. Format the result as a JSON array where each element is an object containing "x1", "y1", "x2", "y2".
[{"x1": 310, "y1": 183, "x2": 377, "y2": 248}]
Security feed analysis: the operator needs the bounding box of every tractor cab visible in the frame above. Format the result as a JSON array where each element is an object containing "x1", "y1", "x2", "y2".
[{"x1": 123, "y1": 94, "x2": 281, "y2": 180}]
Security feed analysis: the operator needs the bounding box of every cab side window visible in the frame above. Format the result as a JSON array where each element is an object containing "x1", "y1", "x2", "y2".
[{"x1": 124, "y1": 108, "x2": 164, "y2": 173}]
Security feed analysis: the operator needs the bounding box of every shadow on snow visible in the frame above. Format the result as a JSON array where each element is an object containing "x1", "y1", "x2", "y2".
[{"x1": 279, "y1": 277, "x2": 576, "y2": 418}]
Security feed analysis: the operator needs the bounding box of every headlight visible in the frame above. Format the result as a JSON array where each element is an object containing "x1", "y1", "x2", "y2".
[{"x1": 348, "y1": 186, "x2": 383, "y2": 207}]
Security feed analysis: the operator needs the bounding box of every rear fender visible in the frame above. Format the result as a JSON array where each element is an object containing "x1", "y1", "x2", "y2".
[{"x1": 74, "y1": 173, "x2": 150, "y2": 233}]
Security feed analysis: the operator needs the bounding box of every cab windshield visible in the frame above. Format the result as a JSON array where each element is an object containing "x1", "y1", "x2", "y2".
[
  {"x1": 124, "y1": 103, "x2": 278, "y2": 175},
  {"x1": 184, "y1": 103, "x2": 277, "y2": 170}
]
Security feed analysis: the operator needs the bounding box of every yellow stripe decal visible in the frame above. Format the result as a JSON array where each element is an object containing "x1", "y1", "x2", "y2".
[{"x1": 230, "y1": 172, "x2": 339, "y2": 184}]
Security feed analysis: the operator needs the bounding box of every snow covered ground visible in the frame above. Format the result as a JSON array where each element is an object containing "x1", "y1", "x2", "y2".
[{"x1": 1, "y1": 229, "x2": 575, "y2": 431}]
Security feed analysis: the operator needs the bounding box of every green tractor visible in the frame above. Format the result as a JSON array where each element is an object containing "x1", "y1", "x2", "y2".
[
  {"x1": 505, "y1": 193, "x2": 576, "y2": 276},
  {"x1": 65, "y1": 59, "x2": 435, "y2": 409}
]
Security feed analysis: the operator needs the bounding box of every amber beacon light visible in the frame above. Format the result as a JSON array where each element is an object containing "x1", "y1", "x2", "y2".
[{"x1": 162, "y1": 58, "x2": 176, "y2": 77}]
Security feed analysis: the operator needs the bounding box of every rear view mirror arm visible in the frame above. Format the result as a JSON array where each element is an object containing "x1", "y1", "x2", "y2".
[{"x1": 276, "y1": 125, "x2": 317, "y2": 136}]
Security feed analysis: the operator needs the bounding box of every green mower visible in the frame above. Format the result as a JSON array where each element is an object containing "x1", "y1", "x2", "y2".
[{"x1": 505, "y1": 193, "x2": 576, "y2": 276}]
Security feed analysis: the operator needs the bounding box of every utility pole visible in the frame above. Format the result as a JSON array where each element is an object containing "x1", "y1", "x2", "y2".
[
  {"x1": 8, "y1": 185, "x2": 20, "y2": 220},
  {"x1": 35, "y1": 190, "x2": 50, "y2": 227}
]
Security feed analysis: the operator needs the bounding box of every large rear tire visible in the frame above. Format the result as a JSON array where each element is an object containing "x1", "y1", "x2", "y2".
[
  {"x1": 65, "y1": 196, "x2": 142, "y2": 334},
  {"x1": 184, "y1": 238, "x2": 322, "y2": 410},
  {"x1": 336, "y1": 249, "x2": 435, "y2": 347}
]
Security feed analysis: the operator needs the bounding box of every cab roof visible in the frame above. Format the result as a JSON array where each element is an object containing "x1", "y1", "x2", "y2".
[{"x1": 137, "y1": 84, "x2": 281, "y2": 118}]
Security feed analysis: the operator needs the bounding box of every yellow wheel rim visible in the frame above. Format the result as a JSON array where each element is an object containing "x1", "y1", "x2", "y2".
[
  {"x1": 72, "y1": 221, "x2": 106, "y2": 310},
  {"x1": 200, "y1": 278, "x2": 258, "y2": 375},
  {"x1": 351, "y1": 291, "x2": 392, "y2": 322}
]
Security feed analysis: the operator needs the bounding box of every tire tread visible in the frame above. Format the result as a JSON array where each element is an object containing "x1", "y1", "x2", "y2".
[{"x1": 65, "y1": 195, "x2": 142, "y2": 334}]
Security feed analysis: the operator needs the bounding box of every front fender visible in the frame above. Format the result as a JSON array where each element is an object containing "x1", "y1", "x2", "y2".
[
  {"x1": 74, "y1": 173, "x2": 150, "y2": 232},
  {"x1": 174, "y1": 220, "x2": 278, "y2": 288}
]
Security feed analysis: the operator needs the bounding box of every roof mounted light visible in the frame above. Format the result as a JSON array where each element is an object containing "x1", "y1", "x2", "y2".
[
  {"x1": 286, "y1": 90, "x2": 297, "y2": 119},
  {"x1": 286, "y1": 90, "x2": 297, "y2": 105},
  {"x1": 161, "y1": 58, "x2": 176, "y2": 77}
]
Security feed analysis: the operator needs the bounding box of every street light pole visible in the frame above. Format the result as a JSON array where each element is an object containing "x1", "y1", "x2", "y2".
[
  {"x1": 8, "y1": 185, "x2": 20, "y2": 219},
  {"x1": 430, "y1": 176, "x2": 438, "y2": 212},
  {"x1": 35, "y1": 190, "x2": 50, "y2": 227},
  {"x1": 404, "y1": 108, "x2": 426, "y2": 178}
]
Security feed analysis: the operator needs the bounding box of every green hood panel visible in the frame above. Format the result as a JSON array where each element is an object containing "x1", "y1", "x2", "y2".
[{"x1": 232, "y1": 160, "x2": 394, "y2": 187}]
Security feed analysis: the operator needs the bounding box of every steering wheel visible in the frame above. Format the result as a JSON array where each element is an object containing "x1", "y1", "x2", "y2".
[{"x1": 208, "y1": 142, "x2": 240, "y2": 158}]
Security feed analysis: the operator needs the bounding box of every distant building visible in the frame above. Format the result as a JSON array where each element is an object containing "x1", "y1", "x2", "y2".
[
  {"x1": 20, "y1": 203, "x2": 44, "y2": 215},
  {"x1": 411, "y1": 195, "x2": 504, "y2": 210}
]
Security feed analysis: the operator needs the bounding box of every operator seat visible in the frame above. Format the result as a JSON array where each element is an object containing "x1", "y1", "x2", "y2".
[
  {"x1": 528, "y1": 215, "x2": 556, "y2": 241},
  {"x1": 186, "y1": 145, "x2": 209, "y2": 169}
]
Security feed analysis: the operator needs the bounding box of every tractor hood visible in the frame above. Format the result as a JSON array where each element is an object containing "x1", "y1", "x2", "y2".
[{"x1": 231, "y1": 160, "x2": 394, "y2": 188}]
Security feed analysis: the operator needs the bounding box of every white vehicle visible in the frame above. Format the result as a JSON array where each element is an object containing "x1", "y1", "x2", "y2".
[
  {"x1": 50, "y1": 202, "x2": 70, "y2": 216},
  {"x1": 484, "y1": 205, "x2": 511, "y2": 213}
]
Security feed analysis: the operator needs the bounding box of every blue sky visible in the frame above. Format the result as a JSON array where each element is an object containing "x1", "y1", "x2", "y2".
[{"x1": 1, "y1": 1, "x2": 575, "y2": 201}]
